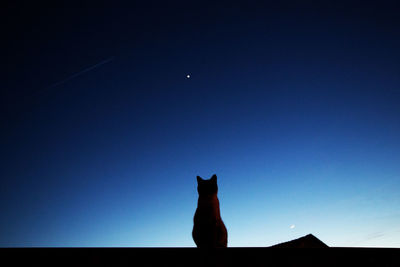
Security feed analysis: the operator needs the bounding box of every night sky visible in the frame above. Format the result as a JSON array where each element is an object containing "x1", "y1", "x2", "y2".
[{"x1": 1, "y1": 1, "x2": 400, "y2": 247}]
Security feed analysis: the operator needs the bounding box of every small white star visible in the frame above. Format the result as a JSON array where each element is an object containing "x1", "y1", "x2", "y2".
[{"x1": 186, "y1": 74, "x2": 191, "y2": 79}]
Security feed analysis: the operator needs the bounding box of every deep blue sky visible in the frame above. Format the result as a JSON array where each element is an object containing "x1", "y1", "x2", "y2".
[{"x1": 1, "y1": 1, "x2": 400, "y2": 247}]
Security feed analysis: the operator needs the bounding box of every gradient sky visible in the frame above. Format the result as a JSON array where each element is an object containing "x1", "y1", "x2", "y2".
[{"x1": 1, "y1": 1, "x2": 400, "y2": 247}]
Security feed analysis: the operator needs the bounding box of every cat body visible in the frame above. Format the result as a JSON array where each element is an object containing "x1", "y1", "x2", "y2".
[{"x1": 192, "y1": 174, "x2": 228, "y2": 248}]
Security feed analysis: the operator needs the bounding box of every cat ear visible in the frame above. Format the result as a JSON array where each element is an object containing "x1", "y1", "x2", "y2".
[
  {"x1": 197, "y1": 176, "x2": 203, "y2": 183},
  {"x1": 210, "y1": 174, "x2": 217, "y2": 182}
]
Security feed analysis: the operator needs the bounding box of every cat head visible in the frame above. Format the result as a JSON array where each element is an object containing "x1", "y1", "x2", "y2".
[{"x1": 197, "y1": 174, "x2": 218, "y2": 196}]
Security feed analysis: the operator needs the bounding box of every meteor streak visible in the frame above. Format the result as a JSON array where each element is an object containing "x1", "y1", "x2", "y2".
[{"x1": 45, "y1": 56, "x2": 115, "y2": 90}]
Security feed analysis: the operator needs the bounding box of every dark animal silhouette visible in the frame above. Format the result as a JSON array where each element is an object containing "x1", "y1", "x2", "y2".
[{"x1": 192, "y1": 174, "x2": 228, "y2": 248}]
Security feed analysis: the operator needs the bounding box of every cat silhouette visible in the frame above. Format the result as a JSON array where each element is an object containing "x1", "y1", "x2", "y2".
[{"x1": 192, "y1": 174, "x2": 228, "y2": 248}]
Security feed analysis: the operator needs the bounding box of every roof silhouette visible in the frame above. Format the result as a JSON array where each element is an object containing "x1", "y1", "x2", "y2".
[{"x1": 271, "y1": 234, "x2": 329, "y2": 248}]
